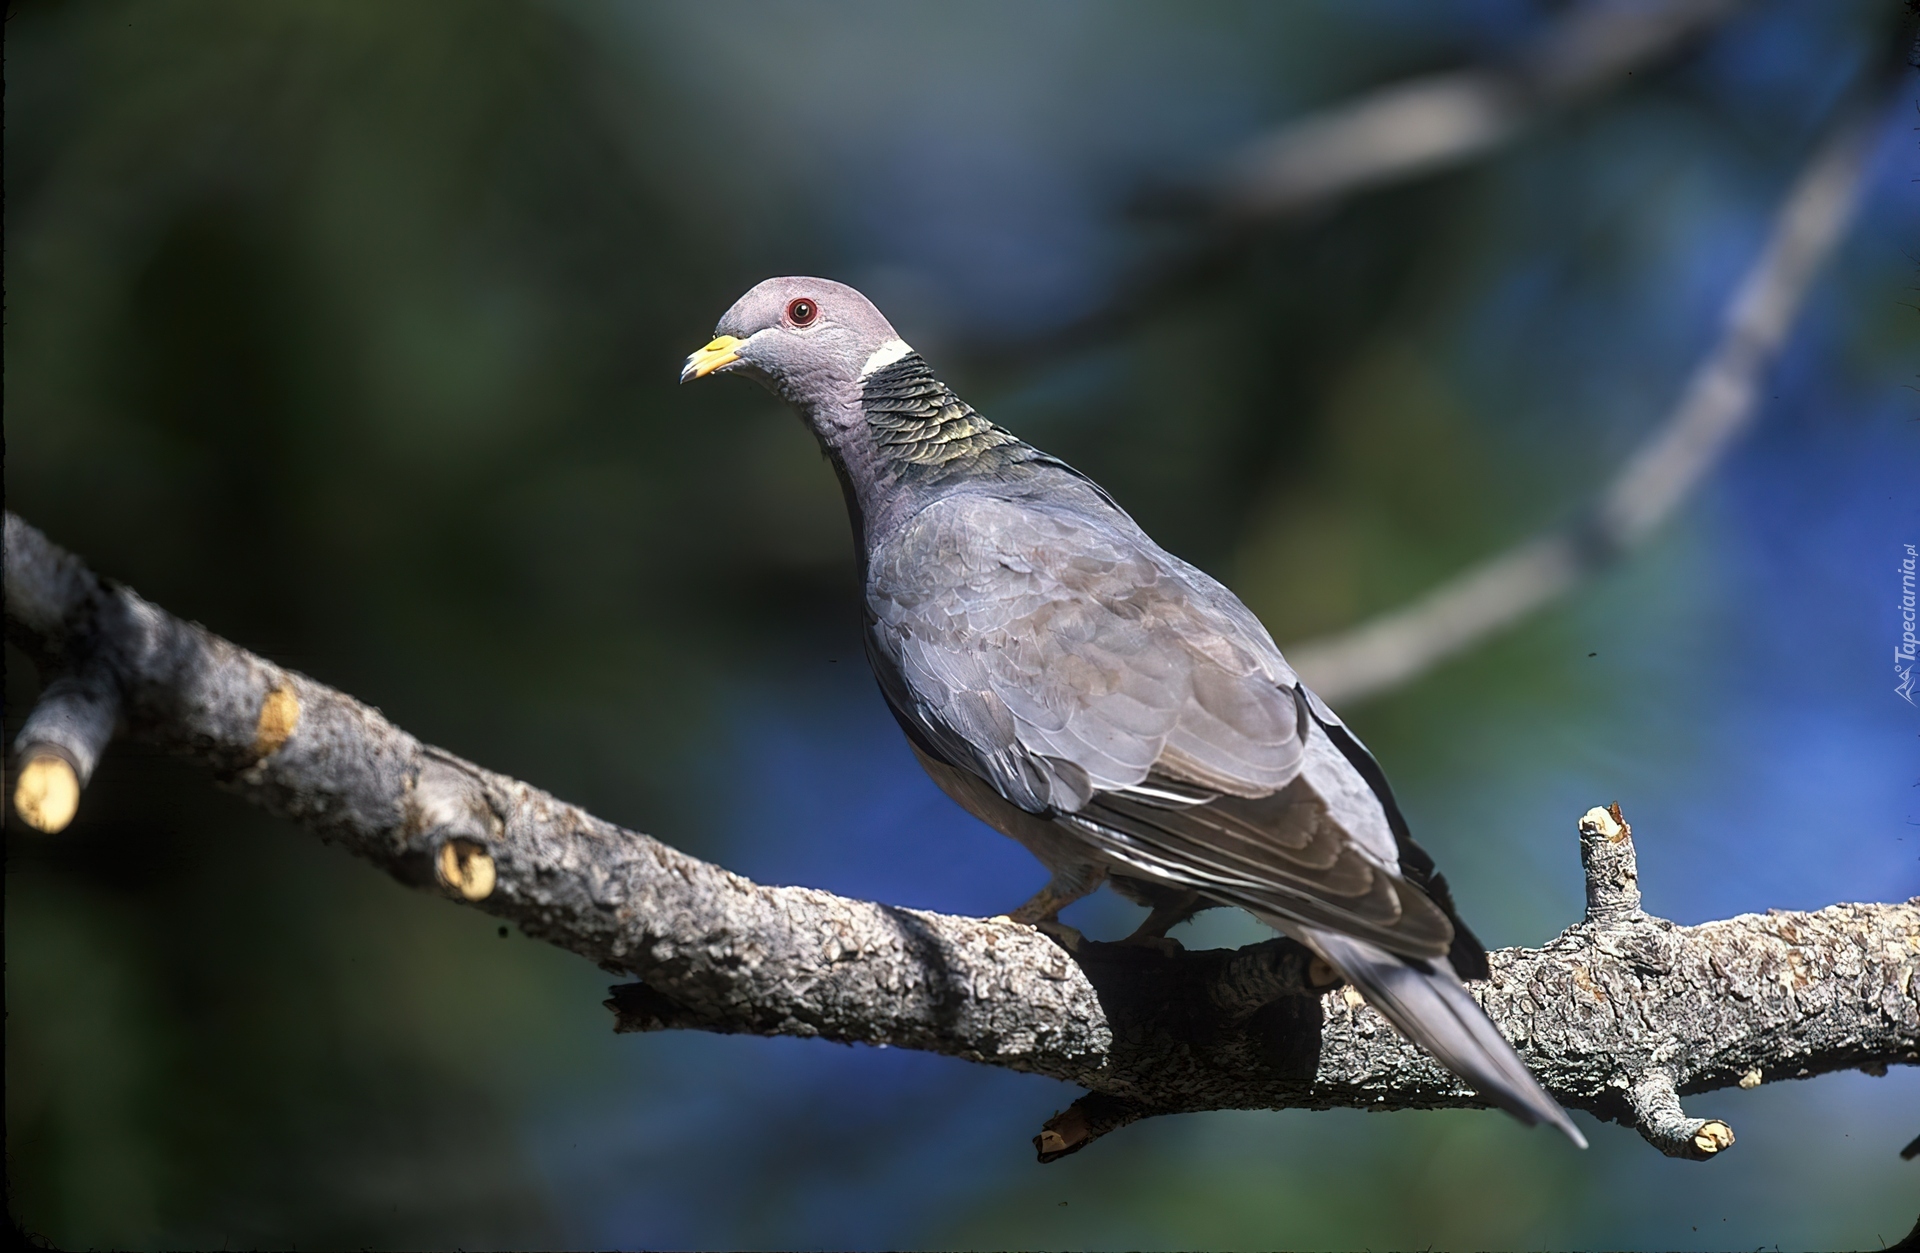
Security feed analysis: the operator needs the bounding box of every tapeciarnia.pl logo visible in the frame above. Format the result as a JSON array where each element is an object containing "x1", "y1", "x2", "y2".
[{"x1": 1898, "y1": 543, "x2": 1917, "y2": 706}]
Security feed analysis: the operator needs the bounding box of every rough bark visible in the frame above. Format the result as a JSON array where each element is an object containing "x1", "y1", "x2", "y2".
[{"x1": 7, "y1": 512, "x2": 1916, "y2": 1162}]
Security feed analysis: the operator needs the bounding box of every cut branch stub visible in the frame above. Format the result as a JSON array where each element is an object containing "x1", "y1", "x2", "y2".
[
  {"x1": 10, "y1": 663, "x2": 120, "y2": 833},
  {"x1": 1036, "y1": 1092, "x2": 1154, "y2": 1163},
  {"x1": 411, "y1": 751, "x2": 503, "y2": 901},
  {"x1": 438, "y1": 839, "x2": 497, "y2": 901},
  {"x1": 1580, "y1": 804, "x2": 1725, "y2": 1159},
  {"x1": 252, "y1": 683, "x2": 302, "y2": 758},
  {"x1": 1579, "y1": 803, "x2": 1642, "y2": 924},
  {"x1": 1629, "y1": 1070, "x2": 1735, "y2": 1161}
]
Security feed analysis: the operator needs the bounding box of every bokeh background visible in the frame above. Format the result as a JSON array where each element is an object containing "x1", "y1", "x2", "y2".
[{"x1": 6, "y1": 1, "x2": 1917, "y2": 1248}]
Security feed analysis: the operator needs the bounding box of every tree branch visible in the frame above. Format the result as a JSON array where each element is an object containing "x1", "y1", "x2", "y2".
[
  {"x1": 976, "y1": 0, "x2": 1766, "y2": 368},
  {"x1": 7, "y1": 513, "x2": 1916, "y2": 1162},
  {"x1": 1286, "y1": 91, "x2": 1883, "y2": 705},
  {"x1": 1201, "y1": 0, "x2": 1749, "y2": 222}
]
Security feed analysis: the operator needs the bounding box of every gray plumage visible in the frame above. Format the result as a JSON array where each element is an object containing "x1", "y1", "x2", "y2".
[{"x1": 684, "y1": 276, "x2": 1585, "y2": 1146}]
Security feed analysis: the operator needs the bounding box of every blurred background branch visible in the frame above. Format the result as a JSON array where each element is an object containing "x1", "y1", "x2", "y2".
[
  {"x1": 1202, "y1": 0, "x2": 1751, "y2": 222},
  {"x1": 1288, "y1": 91, "x2": 1883, "y2": 704},
  {"x1": 1024, "y1": 0, "x2": 1757, "y2": 363}
]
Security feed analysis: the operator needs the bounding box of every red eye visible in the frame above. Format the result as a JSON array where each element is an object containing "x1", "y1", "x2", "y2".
[{"x1": 787, "y1": 298, "x2": 818, "y2": 327}]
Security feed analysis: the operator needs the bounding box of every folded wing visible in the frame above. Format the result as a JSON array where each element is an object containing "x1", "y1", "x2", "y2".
[{"x1": 867, "y1": 492, "x2": 1454, "y2": 960}]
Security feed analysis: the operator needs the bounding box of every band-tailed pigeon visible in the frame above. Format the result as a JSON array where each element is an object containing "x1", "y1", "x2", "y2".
[{"x1": 683, "y1": 276, "x2": 1584, "y2": 1146}]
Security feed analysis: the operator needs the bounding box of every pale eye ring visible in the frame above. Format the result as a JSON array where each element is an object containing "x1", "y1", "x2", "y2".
[{"x1": 786, "y1": 298, "x2": 818, "y2": 327}]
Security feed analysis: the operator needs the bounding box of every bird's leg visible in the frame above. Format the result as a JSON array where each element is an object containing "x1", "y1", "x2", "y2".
[
  {"x1": 1006, "y1": 864, "x2": 1106, "y2": 950},
  {"x1": 1007, "y1": 863, "x2": 1106, "y2": 924},
  {"x1": 1119, "y1": 890, "x2": 1203, "y2": 955}
]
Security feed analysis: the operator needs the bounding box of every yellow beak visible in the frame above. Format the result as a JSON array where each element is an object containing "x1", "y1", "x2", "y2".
[{"x1": 681, "y1": 335, "x2": 743, "y2": 382}]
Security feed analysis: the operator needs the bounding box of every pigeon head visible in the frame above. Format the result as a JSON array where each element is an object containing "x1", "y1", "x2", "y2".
[{"x1": 681, "y1": 277, "x2": 910, "y2": 414}]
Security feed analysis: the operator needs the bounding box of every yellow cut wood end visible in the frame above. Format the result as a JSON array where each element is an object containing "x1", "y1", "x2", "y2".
[
  {"x1": 1580, "y1": 805, "x2": 1624, "y2": 842},
  {"x1": 438, "y1": 839, "x2": 496, "y2": 901},
  {"x1": 14, "y1": 754, "x2": 80, "y2": 833},
  {"x1": 1692, "y1": 1120, "x2": 1734, "y2": 1155},
  {"x1": 254, "y1": 683, "x2": 302, "y2": 758}
]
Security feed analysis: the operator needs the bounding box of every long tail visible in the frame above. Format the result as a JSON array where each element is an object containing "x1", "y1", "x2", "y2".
[{"x1": 1286, "y1": 923, "x2": 1587, "y2": 1148}]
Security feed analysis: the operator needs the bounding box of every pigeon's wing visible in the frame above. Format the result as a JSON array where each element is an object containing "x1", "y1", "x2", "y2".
[
  {"x1": 867, "y1": 491, "x2": 1453, "y2": 959},
  {"x1": 1297, "y1": 684, "x2": 1491, "y2": 979}
]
